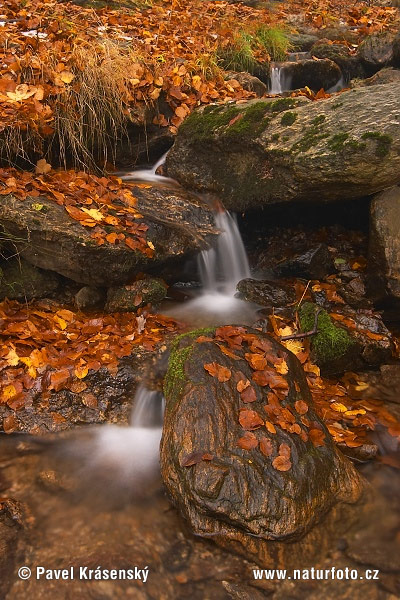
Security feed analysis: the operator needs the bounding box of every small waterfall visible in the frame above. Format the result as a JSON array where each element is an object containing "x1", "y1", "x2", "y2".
[
  {"x1": 269, "y1": 65, "x2": 283, "y2": 94},
  {"x1": 198, "y1": 210, "x2": 250, "y2": 296},
  {"x1": 120, "y1": 151, "x2": 175, "y2": 184},
  {"x1": 268, "y1": 64, "x2": 292, "y2": 94}
]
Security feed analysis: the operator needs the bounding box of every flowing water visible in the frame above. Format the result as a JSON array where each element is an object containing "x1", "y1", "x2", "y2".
[
  {"x1": 268, "y1": 64, "x2": 292, "y2": 94},
  {"x1": 50, "y1": 153, "x2": 257, "y2": 492}
]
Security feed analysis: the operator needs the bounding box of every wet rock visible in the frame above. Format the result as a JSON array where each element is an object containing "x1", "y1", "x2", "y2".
[
  {"x1": 315, "y1": 26, "x2": 360, "y2": 45},
  {"x1": 357, "y1": 31, "x2": 396, "y2": 73},
  {"x1": 369, "y1": 186, "x2": 400, "y2": 303},
  {"x1": 74, "y1": 286, "x2": 105, "y2": 310},
  {"x1": 166, "y1": 84, "x2": 400, "y2": 211},
  {"x1": 0, "y1": 256, "x2": 60, "y2": 301},
  {"x1": 338, "y1": 276, "x2": 369, "y2": 309},
  {"x1": 352, "y1": 66, "x2": 400, "y2": 87},
  {"x1": 225, "y1": 71, "x2": 267, "y2": 97},
  {"x1": 105, "y1": 278, "x2": 167, "y2": 312},
  {"x1": 299, "y1": 302, "x2": 393, "y2": 375},
  {"x1": 0, "y1": 185, "x2": 217, "y2": 286},
  {"x1": 394, "y1": 32, "x2": 400, "y2": 67},
  {"x1": 288, "y1": 33, "x2": 319, "y2": 52},
  {"x1": 0, "y1": 513, "x2": 20, "y2": 598},
  {"x1": 161, "y1": 327, "x2": 365, "y2": 566},
  {"x1": 275, "y1": 244, "x2": 335, "y2": 279},
  {"x1": 236, "y1": 278, "x2": 295, "y2": 308},
  {"x1": 280, "y1": 58, "x2": 342, "y2": 91},
  {"x1": 310, "y1": 41, "x2": 365, "y2": 80}
]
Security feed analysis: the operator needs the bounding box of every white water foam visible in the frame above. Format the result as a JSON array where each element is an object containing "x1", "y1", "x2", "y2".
[{"x1": 120, "y1": 151, "x2": 175, "y2": 184}]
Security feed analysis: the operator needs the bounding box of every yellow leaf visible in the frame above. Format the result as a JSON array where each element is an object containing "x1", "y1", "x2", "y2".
[
  {"x1": 275, "y1": 359, "x2": 288, "y2": 375},
  {"x1": 81, "y1": 207, "x2": 103, "y2": 221},
  {"x1": 331, "y1": 402, "x2": 348, "y2": 413},
  {"x1": 35, "y1": 158, "x2": 52, "y2": 174},
  {"x1": 147, "y1": 241, "x2": 155, "y2": 250},
  {"x1": 283, "y1": 339, "x2": 304, "y2": 355},
  {"x1": 345, "y1": 409, "x2": 367, "y2": 417},
  {"x1": 6, "y1": 83, "x2": 37, "y2": 102},
  {"x1": 54, "y1": 315, "x2": 67, "y2": 330},
  {"x1": 279, "y1": 326, "x2": 293, "y2": 337},
  {"x1": 59, "y1": 70, "x2": 75, "y2": 84},
  {"x1": 5, "y1": 347, "x2": 19, "y2": 367},
  {"x1": 2, "y1": 384, "x2": 17, "y2": 401},
  {"x1": 75, "y1": 365, "x2": 89, "y2": 379}
]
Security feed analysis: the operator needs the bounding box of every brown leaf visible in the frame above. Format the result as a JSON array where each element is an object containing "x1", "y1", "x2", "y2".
[
  {"x1": 245, "y1": 353, "x2": 267, "y2": 371},
  {"x1": 295, "y1": 400, "x2": 309, "y2": 415},
  {"x1": 259, "y1": 436, "x2": 273, "y2": 457},
  {"x1": 252, "y1": 370, "x2": 289, "y2": 390},
  {"x1": 272, "y1": 455, "x2": 292, "y2": 472},
  {"x1": 3, "y1": 414, "x2": 18, "y2": 434},
  {"x1": 265, "y1": 420, "x2": 277, "y2": 434},
  {"x1": 239, "y1": 409, "x2": 264, "y2": 430},
  {"x1": 204, "y1": 362, "x2": 231, "y2": 382},
  {"x1": 279, "y1": 443, "x2": 291, "y2": 459},
  {"x1": 240, "y1": 385, "x2": 257, "y2": 403},
  {"x1": 309, "y1": 428, "x2": 326, "y2": 447},
  {"x1": 237, "y1": 431, "x2": 259, "y2": 450},
  {"x1": 237, "y1": 378, "x2": 250, "y2": 393}
]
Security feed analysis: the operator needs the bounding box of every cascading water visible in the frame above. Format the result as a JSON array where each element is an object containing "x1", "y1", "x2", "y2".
[
  {"x1": 120, "y1": 151, "x2": 174, "y2": 184},
  {"x1": 198, "y1": 210, "x2": 250, "y2": 296},
  {"x1": 269, "y1": 65, "x2": 283, "y2": 94}
]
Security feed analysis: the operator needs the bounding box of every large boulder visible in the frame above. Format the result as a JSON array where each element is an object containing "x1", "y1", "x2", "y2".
[
  {"x1": 357, "y1": 31, "x2": 396, "y2": 73},
  {"x1": 160, "y1": 327, "x2": 365, "y2": 566},
  {"x1": 0, "y1": 185, "x2": 216, "y2": 287},
  {"x1": 166, "y1": 84, "x2": 400, "y2": 211},
  {"x1": 310, "y1": 41, "x2": 365, "y2": 80},
  {"x1": 369, "y1": 186, "x2": 400, "y2": 302}
]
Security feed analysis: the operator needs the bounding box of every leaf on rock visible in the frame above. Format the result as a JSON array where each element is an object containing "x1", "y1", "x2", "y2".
[
  {"x1": 240, "y1": 385, "x2": 257, "y2": 403},
  {"x1": 272, "y1": 455, "x2": 292, "y2": 472},
  {"x1": 259, "y1": 436, "x2": 273, "y2": 457},
  {"x1": 204, "y1": 362, "x2": 231, "y2": 382},
  {"x1": 309, "y1": 428, "x2": 326, "y2": 447},
  {"x1": 237, "y1": 431, "x2": 259, "y2": 450},
  {"x1": 239, "y1": 409, "x2": 264, "y2": 430},
  {"x1": 295, "y1": 400, "x2": 309, "y2": 415}
]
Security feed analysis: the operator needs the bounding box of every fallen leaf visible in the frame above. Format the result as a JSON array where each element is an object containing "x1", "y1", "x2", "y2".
[
  {"x1": 239, "y1": 409, "x2": 264, "y2": 430},
  {"x1": 237, "y1": 431, "x2": 259, "y2": 450},
  {"x1": 272, "y1": 455, "x2": 292, "y2": 472},
  {"x1": 204, "y1": 362, "x2": 231, "y2": 382}
]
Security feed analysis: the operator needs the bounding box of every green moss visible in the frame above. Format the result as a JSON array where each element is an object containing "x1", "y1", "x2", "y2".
[
  {"x1": 299, "y1": 302, "x2": 355, "y2": 365},
  {"x1": 268, "y1": 97, "x2": 298, "y2": 112},
  {"x1": 328, "y1": 132, "x2": 349, "y2": 151},
  {"x1": 271, "y1": 133, "x2": 280, "y2": 141},
  {"x1": 163, "y1": 327, "x2": 215, "y2": 408},
  {"x1": 280, "y1": 111, "x2": 297, "y2": 126},
  {"x1": 331, "y1": 102, "x2": 343, "y2": 110},
  {"x1": 361, "y1": 131, "x2": 392, "y2": 158},
  {"x1": 311, "y1": 115, "x2": 326, "y2": 126}
]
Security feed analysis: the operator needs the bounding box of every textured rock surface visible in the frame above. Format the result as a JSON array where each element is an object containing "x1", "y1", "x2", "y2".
[
  {"x1": 225, "y1": 71, "x2": 268, "y2": 97},
  {"x1": 105, "y1": 278, "x2": 167, "y2": 312},
  {"x1": 357, "y1": 31, "x2": 396, "y2": 72},
  {"x1": 237, "y1": 278, "x2": 295, "y2": 308},
  {"x1": 369, "y1": 186, "x2": 400, "y2": 302},
  {"x1": 166, "y1": 84, "x2": 400, "y2": 211},
  {"x1": 0, "y1": 185, "x2": 216, "y2": 286},
  {"x1": 161, "y1": 327, "x2": 365, "y2": 566},
  {"x1": 281, "y1": 58, "x2": 342, "y2": 91},
  {"x1": 0, "y1": 257, "x2": 60, "y2": 301}
]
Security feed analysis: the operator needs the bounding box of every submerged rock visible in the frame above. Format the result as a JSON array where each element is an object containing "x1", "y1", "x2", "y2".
[
  {"x1": 0, "y1": 185, "x2": 216, "y2": 287},
  {"x1": 105, "y1": 278, "x2": 167, "y2": 312},
  {"x1": 369, "y1": 186, "x2": 400, "y2": 303},
  {"x1": 0, "y1": 256, "x2": 60, "y2": 301},
  {"x1": 299, "y1": 302, "x2": 393, "y2": 375},
  {"x1": 166, "y1": 84, "x2": 400, "y2": 211},
  {"x1": 237, "y1": 278, "x2": 295, "y2": 308},
  {"x1": 160, "y1": 327, "x2": 365, "y2": 566}
]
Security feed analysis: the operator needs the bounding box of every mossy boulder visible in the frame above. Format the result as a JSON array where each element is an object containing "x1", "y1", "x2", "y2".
[
  {"x1": 288, "y1": 33, "x2": 319, "y2": 52},
  {"x1": 310, "y1": 41, "x2": 365, "y2": 80},
  {"x1": 299, "y1": 302, "x2": 393, "y2": 375},
  {"x1": 105, "y1": 278, "x2": 167, "y2": 312},
  {"x1": 0, "y1": 257, "x2": 60, "y2": 301},
  {"x1": 166, "y1": 82, "x2": 400, "y2": 211},
  {"x1": 160, "y1": 326, "x2": 365, "y2": 567},
  {"x1": 357, "y1": 31, "x2": 396, "y2": 73}
]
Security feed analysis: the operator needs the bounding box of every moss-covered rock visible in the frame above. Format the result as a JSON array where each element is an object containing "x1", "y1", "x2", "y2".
[
  {"x1": 160, "y1": 326, "x2": 365, "y2": 567},
  {"x1": 357, "y1": 31, "x2": 396, "y2": 73},
  {"x1": 166, "y1": 82, "x2": 400, "y2": 211},
  {"x1": 299, "y1": 302, "x2": 393, "y2": 375},
  {"x1": 105, "y1": 278, "x2": 167, "y2": 312},
  {"x1": 0, "y1": 257, "x2": 60, "y2": 301}
]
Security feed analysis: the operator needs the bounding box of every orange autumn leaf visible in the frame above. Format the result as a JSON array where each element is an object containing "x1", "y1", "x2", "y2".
[
  {"x1": 240, "y1": 385, "x2": 257, "y2": 403},
  {"x1": 237, "y1": 431, "x2": 259, "y2": 450},
  {"x1": 49, "y1": 369, "x2": 71, "y2": 391},
  {"x1": 279, "y1": 443, "x2": 291, "y2": 459},
  {"x1": 265, "y1": 420, "x2": 277, "y2": 434},
  {"x1": 237, "y1": 378, "x2": 250, "y2": 393},
  {"x1": 259, "y1": 436, "x2": 273, "y2": 457},
  {"x1": 245, "y1": 353, "x2": 267, "y2": 371},
  {"x1": 295, "y1": 400, "x2": 309, "y2": 415},
  {"x1": 204, "y1": 362, "x2": 231, "y2": 382},
  {"x1": 239, "y1": 409, "x2": 264, "y2": 431},
  {"x1": 272, "y1": 455, "x2": 292, "y2": 472},
  {"x1": 309, "y1": 428, "x2": 326, "y2": 447}
]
